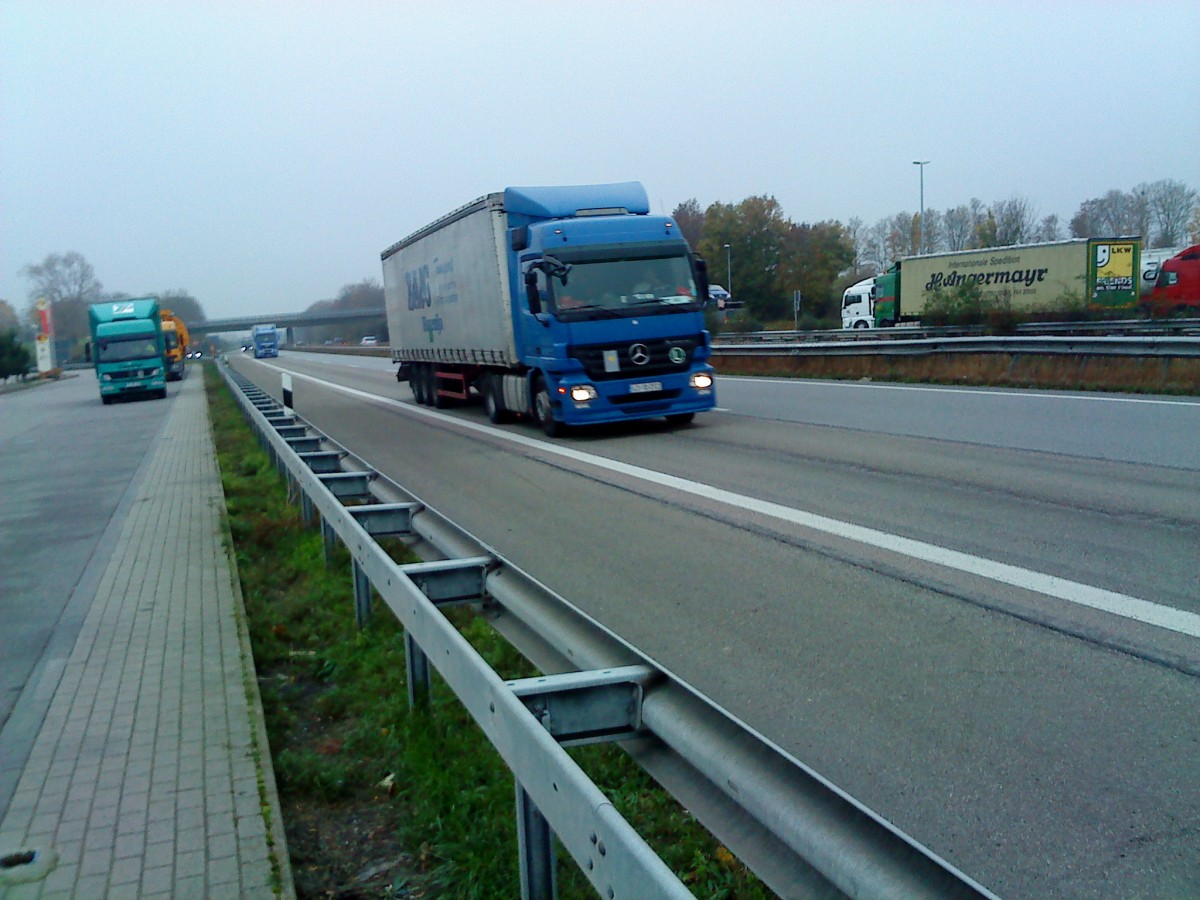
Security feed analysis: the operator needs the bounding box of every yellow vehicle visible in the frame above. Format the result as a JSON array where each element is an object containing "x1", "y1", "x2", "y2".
[{"x1": 160, "y1": 309, "x2": 191, "y2": 380}]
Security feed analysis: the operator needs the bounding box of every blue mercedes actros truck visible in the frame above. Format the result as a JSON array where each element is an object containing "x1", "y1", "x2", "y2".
[{"x1": 381, "y1": 182, "x2": 716, "y2": 436}]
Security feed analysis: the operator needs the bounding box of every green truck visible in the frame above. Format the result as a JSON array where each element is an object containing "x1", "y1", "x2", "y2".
[
  {"x1": 842, "y1": 238, "x2": 1142, "y2": 328},
  {"x1": 88, "y1": 297, "x2": 168, "y2": 404}
]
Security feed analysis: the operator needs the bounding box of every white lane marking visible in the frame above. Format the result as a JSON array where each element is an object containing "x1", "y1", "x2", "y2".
[
  {"x1": 723, "y1": 376, "x2": 1200, "y2": 407},
  {"x1": 260, "y1": 362, "x2": 1200, "y2": 639}
]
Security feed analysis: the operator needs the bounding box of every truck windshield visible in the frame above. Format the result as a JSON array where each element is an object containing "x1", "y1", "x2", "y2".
[
  {"x1": 98, "y1": 333, "x2": 160, "y2": 362},
  {"x1": 550, "y1": 254, "x2": 699, "y2": 319}
]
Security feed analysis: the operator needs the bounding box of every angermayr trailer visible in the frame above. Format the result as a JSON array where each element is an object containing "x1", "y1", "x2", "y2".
[
  {"x1": 382, "y1": 182, "x2": 716, "y2": 436},
  {"x1": 842, "y1": 237, "x2": 1142, "y2": 328}
]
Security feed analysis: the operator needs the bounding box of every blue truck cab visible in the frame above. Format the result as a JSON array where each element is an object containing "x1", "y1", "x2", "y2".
[
  {"x1": 87, "y1": 298, "x2": 168, "y2": 405},
  {"x1": 508, "y1": 184, "x2": 716, "y2": 432},
  {"x1": 252, "y1": 324, "x2": 280, "y2": 359}
]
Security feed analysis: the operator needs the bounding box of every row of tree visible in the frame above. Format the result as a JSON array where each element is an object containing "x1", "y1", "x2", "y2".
[
  {"x1": 848, "y1": 180, "x2": 1198, "y2": 281},
  {"x1": 297, "y1": 278, "x2": 386, "y2": 345},
  {"x1": 673, "y1": 179, "x2": 1199, "y2": 325},
  {"x1": 9, "y1": 252, "x2": 207, "y2": 356}
]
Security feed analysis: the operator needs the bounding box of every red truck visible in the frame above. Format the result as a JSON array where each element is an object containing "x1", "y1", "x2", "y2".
[{"x1": 1147, "y1": 244, "x2": 1200, "y2": 316}]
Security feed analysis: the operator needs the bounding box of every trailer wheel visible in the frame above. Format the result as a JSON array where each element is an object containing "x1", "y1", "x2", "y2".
[
  {"x1": 410, "y1": 364, "x2": 426, "y2": 404},
  {"x1": 853, "y1": 319, "x2": 869, "y2": 329},
  {"x1": 484, "y1": 376, "x2": 510, "y2": 424},
  {"x1": 533, "y1": 377, "x2": 562, "y2": 438}
]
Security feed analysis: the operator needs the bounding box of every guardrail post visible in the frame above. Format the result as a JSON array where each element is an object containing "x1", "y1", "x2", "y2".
[
  {"x1": 353, "y1": 559, "x2": 371, "y2": 627},
  {"x1": 405, "y1": 632, "x2": 430, "y2": 708},
  {"x1": 320, "y1": 517, "x2": 337, "y2": 566},
  {"x1": 516, "y1": 783, "x2": 557, "y2": 900}
]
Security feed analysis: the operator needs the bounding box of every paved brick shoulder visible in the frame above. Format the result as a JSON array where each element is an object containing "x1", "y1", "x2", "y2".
[{"x1": 0, "y1": 373, "x2": 293, "y2": 899}]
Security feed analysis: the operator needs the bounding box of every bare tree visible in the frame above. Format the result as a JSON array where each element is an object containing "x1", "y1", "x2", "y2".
[
  {"x1": 20, "y1": 251, "x2": 103, "y2": 344},
  {"x1": 21, "y1": 251, "x2": 102, "y2": 305},
  {"x1": 1038, "y1": 213, "x2": 1063, "y2": 242},
  {"x1": 1140, "y1": 179, "x2": 1199, "y2": 247},
  {"x1": 942, "y1": 205, "x2": 975, "y2": 250},
  {"x1": 864, "y1": 218, "x2": 892, "y2": 272},
  {"x1": 886, "y1": 211, "x2": 918, "y2": 261},
  {"x1": 919, "y1": 208, "x2": 945, "y2": 254},
  {"x1": 1071, "y1": 190, "x2": 1141, "y2": 238},
  {"x1": 992, "y1": 196, "x2": 1040, "y2": 246}
]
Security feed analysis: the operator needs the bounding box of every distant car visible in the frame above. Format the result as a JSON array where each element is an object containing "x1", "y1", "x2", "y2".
[
  {"x1": 360, "y1": 335, "x2": 378, "y2": 345},
  {"x1": 708, "y1": 284, "x2": 738, "y2": 310}
]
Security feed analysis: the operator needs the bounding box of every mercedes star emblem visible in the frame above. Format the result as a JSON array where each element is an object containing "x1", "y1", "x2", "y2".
[{"x1": 629, "y1": 343, "x2": 650, "y2": 366}]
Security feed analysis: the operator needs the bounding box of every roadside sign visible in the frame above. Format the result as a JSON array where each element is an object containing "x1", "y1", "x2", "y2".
[{"x1": 35, "y1": 333, "x2": 54, "y2": 373}]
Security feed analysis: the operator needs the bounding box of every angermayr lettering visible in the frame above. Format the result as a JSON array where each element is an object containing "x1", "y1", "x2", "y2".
[{"x1": 925, "y1": 268, "x2": 1049, "y2": 291}]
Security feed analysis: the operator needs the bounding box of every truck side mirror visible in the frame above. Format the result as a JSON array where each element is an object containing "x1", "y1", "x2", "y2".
[
  {"x1": 85, "y1": 340, "x2": 92, "y2": 362},
  {"x1": 693, "y1": 256, "x2": 710, "y2": 304},
  {"x1": 524, "y1": 270, "x2": 543, "y2": 315}
]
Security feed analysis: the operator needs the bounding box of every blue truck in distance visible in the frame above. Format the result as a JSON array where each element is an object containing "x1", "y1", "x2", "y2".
[
  {"x1": 381, "y1": 182, "x2": 716, "y2": 435},
  {"x1": 87, "y1": 297, "x2": 168, "y2": 405},
  {"x1": 252, "y1": 324, "x2": 280, "y2": 358}
]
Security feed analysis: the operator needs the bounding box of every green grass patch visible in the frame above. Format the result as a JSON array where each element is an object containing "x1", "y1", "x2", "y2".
[{"x1": 204, "y1": 363, "x2": 772, "y2": 899}]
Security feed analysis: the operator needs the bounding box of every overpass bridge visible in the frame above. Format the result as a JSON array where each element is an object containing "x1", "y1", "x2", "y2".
[{"x1": 189, "y1": 307, "x2": 384, "y2": 342}]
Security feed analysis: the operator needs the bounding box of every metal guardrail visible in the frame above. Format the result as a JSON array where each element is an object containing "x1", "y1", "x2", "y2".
[
  {"x1": 712, "y1": 318, "x2": 1200, "y2": 345},
  {"x1": 218, "y1": 359, "x2": 999, "y2": 899},
  {"x1": 713, "y1": 334, "x2": 1200, "y2": 359}
]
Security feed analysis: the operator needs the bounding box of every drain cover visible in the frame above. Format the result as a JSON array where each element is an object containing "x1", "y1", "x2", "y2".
[{"x1": 0, "y1": 847, "x2": 60, "y2": 885}]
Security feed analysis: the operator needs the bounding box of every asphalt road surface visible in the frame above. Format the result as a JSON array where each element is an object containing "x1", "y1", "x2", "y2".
[
  {"x1": 236, "y1": 352, "x2": 1200, "y2": 898},
  {"x1": 0, "y1": 373, "x2": 173, "y2": 803}
]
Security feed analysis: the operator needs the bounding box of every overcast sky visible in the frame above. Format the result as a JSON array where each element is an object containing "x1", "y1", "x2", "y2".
[{"x1": 3, "y1": 0, "x2": 1197, "y2": 320}]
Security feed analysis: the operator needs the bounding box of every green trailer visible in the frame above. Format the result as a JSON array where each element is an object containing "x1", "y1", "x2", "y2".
[{"x1": 88, "y1": 297, "x2": 168, "y2": 404}]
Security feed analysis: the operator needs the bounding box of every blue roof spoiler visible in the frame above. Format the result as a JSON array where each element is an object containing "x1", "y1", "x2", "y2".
[{"x1": 503, "y1": 182, "x2": 649, "y2": 219}]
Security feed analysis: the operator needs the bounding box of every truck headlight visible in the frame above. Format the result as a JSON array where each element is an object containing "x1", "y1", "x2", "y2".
[
  {"x1": 569, "y1": 384, "x2": 598, "y2": 403},
  {"x1": 148, "y1": 368, "x2": 161, "y2": 377},
  {"x1": 690, "y1": 372, "x2": 714, "y2": 390},
  {"x1": 101, "y1": 373, "x2": 112, "y2": 382}
]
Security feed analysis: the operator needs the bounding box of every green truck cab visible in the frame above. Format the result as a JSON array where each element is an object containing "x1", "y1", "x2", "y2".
[{"x1": 88, "y1": 298, "x2": 168, "y2": 405}]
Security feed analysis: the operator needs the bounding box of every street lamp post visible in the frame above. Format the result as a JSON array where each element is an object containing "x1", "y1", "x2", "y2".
[
  {"x1": 724, "y1": 243, "x2": 732, "y2": 297},
  {"x1": 913, "y1": 160, "x2": 930, "y2": 254}
]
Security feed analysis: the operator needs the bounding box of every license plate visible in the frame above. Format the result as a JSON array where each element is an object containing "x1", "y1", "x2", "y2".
[{"x1": 629, "y1": 381, "x2": 662, "y2": 394}]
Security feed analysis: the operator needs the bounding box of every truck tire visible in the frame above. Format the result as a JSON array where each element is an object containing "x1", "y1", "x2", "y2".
[
  {"x1": 484, "y1": 376, "x2": 510, "y2": 424},
  {"x1": 853, "y1": 320, "x2": 869, "y2": 329},
  {"x1": 414, "y1": 364, "x2": 431, "y2": 405},
  {"x1": 101, "y1": 395, "x2": 113, "y2": 406},
  {"x1": 665, "y1": 412, "x2": 695, "y2": 427},
  {"x1": 410, "y1": 364, "x2": 424, "y2": 404},
  {"x1": 533, "y1": 377, "x2": 562, "y2": 438}
]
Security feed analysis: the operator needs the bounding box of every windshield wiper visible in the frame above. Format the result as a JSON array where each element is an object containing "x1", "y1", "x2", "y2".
[{"x1": 557, "y1": 304, "x2": 622, "y2": 319}]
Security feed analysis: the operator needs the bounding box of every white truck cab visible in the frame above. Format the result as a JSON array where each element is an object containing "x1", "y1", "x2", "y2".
[{"x1": 841, "y1": 277, "x2": 876, "y2": 329}]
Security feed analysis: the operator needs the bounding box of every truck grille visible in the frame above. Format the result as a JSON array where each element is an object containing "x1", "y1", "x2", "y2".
[
  {"x1": 110, "y1": 368, "x2": 157, "y2": 381},
  {"x1": 569, "y1": 336, "x2": 701, "y2": 381}
]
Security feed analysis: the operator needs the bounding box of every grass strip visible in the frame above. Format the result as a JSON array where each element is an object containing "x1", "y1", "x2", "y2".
[{"x1": 204, "y1": 363, "x2": 772, "y2": 899}]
